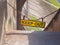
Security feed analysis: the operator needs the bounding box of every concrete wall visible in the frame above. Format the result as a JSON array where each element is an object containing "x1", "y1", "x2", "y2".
[
  {"x1": 0, "y1": 0, "x2": 16, "y2": 44},
  {"x1": 5, "y1": 0, "x2": 17, "y2": 31},
  {"x1": 45, "y1": 9, "x2": 60, "y2": 32},
  {"x1": 0, "y1": 0, "x2": 5, "y2": 41}
]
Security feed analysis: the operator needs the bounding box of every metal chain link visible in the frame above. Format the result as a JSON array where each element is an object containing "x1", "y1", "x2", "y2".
[{"x1": 36, "y1": 9, "x2": 59, "y2": 21}]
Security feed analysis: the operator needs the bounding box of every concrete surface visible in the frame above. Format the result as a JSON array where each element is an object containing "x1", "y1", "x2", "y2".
[{"x1": 4, "y1": 31, "x2": 60, "y2": 45}]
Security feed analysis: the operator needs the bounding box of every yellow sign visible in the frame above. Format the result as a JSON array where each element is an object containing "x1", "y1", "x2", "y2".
[{"x1": 20, "y1": 20, "x2": 45, "y2": 28}]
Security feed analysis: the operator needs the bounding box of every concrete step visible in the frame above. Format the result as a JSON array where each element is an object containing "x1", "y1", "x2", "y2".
[{"x1": 5, "y1": 34, "x2": 29, "y2": 45}]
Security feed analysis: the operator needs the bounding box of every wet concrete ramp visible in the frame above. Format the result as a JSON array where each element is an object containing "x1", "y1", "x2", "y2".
[{"x1": 28, "y1": 31, "x2": 60, "y2": 45}]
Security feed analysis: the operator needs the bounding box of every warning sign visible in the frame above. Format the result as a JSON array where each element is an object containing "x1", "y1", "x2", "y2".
[{"x1": 20, "y1": 20, "x2": 45, "y2": 28}]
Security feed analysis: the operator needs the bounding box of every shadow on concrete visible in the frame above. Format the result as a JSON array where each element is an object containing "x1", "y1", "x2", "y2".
[{"x1": 28, "y1": 31, "x2": 60, "y2": 45}]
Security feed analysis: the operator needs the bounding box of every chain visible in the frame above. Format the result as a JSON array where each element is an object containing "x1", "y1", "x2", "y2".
[{"x1": 36, "y1": 9, "x2": 59, "y2": 21}]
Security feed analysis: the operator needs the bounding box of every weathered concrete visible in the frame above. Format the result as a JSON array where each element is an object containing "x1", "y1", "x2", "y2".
[{"x1": 4, "y1": 31, "x2": 60, "y2": 45}]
